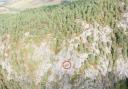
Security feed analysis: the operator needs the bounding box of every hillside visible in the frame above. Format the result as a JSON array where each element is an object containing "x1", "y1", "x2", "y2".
[
  {"x1": 0, "y1": 0, "x2": 64, "y2": 13},
  {"x1": 0, "y1": 0, "x2": 63, "y2": 13},
  {"x1": 0, "y1": 0, "x2": 128, "y2": 89},
  {"x1": 4, "y1": 0, "x2": 62, "y2": 9}
]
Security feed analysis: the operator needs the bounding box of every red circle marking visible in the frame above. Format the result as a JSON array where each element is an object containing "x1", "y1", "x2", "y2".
[{"x1": 62, "y1": 60, "x2": 71, "y2": 69}]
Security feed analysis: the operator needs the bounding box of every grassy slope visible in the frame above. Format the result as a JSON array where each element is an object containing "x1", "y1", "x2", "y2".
[
  {"x1": 0, "y1": 0, "x2": 126, "y2": 52},
  {"x1": 0, "y1": 0, "x2": 128, "y2": 88},
  {"x1": 4, "y1": 0, "x2": 62, "y2": 10}
]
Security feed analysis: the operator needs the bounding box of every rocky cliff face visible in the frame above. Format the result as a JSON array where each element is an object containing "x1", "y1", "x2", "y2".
[
  {"x1": 0, "y1": 12, "x2": 128, "y2": 89},
  {"x1": 0, "y1": 0, "x2": 128, "y2": 89}
]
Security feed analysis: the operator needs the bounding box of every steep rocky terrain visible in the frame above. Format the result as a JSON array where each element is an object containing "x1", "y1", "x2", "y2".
[{"x1": 0, "y1": 0, "x2": 128, "y2": 89}]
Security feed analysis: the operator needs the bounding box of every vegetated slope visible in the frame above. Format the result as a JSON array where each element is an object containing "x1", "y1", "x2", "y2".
[
  {"x1": 0, "y1": 0, "x2": 62, "y2": 11},
  {"x1": 0, "y1": 0, "x2": 128, "y2": 89},
  {"x1": 0, "y1": 0, "x2": 64, "y2": 13},
  {"x1": 0, "y1": 0, "x2": 126, "y2": 52}
]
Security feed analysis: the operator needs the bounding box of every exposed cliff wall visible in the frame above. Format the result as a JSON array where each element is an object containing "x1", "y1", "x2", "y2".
[{"x1": 0, "y1": 0, "x2": 128, "y2": 89}]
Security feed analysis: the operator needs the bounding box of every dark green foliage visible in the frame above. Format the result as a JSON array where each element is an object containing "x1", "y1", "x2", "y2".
[
  {"x1": 0, "y1": 0, "x2": 124, "y2": 54},
  {"x1": 77, "y1": 42, "x2": 86, "y2": 53},
  {"x1": 113, "y1": 27, "x2": 128, "y2": 60},
  {"x1": 6, "y1": 80, "x2": 21, "y2": 89},
  {"x1": 115, "y1": 79, "x2": 128, "y2": 89},
  {"x1": 0, "y1": 0, "x2": 127, "y2": 88},
  {"x1": 87, "y1": 35, "x2": 93, "y2": 43}
]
